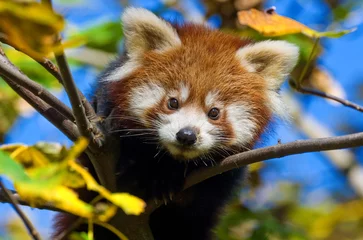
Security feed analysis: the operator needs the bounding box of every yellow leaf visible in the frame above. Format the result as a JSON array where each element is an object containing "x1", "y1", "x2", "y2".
[
  {"x1": 108, "y1": 193, "x2": 146, "y2": 215},
  {"x1": 1, "y1": 143, "x2": 59, "y2": 168},
  {"x1": 237, "y1": 8, "x2": 355, "y2": 38},
  {"x1": 69, "y1": 160, "x2": 146, "y2": 215},
  {"x1": 15, "y1": 183, "x2": 94, "y2": 218},
  {"x1": 0, "y1": 0, "x2": 65, "y2": 59},
  {"x1": 1, "y1": 138, "x2": 145, "y2": 221},
  {"x1": 64, "y1": 137, "x2": 89, "y2": 163}
]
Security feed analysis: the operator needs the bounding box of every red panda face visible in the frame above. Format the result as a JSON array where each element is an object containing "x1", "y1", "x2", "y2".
[
  {"x1": 106, "y1": 8, "x2": 299, "y2": 161},
  {"x1": 125, "y1": 81, "x2": 263, "y2": 160}
]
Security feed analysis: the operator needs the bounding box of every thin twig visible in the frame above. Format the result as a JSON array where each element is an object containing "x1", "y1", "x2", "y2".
[
  {"x1": 39, "y1": 0, "x2": 103, "y2": 150},
  {"x1": 0, "y1": 180, "x2": 42, "y2": 240},
  {"x1": 0, "y1": 188, "x2": 64, "y2": 212},
  {"x1": 296, "y1": 86, "x2": 363, "y2": 112},
  {"x1": 297, "y1": 37, "x2": 320, "y2": 85},
  {"x1": 53, "y1": 49, "x2": 94, "y2": 140},
  {"x1": 0, "y1": 47, "x2": 75, "y2": 122}
]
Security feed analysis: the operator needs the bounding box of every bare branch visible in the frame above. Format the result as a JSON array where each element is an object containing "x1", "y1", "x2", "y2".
[
  {"x1": 0, "y1": 38, "x2": 102, "y2": 142},
  {"x1": 0, "y1": 180, "x2": 42, "y2": 240},
  {"x1": 54, "y1": 47, "x2": 98, "y2": 147},
  {"x1": 0, "y1": 47, "x2": 75, "y2": 122},
  {"x1": 2, "y1": 75, "x2": 80, "y2": 141},
  {"x1": 143, "y1": 132, "x2": 363, "y2": 213},
  {"x1": 183, "y1": 132, "x2": 363, "y2": 190},
  {"x1": 295, "y1": 85, "x2": 363, "y2": 112}
]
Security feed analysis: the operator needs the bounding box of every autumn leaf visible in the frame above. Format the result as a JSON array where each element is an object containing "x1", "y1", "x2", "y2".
[
  {"x1": 0, "y1": 0, "x2": 65, "y2": 59},
  {"x1": 238, "y1": 8, "x2": 356, "y2": 38},
  {"x1": 0, "y1": 138, "x2": 146, "y2": 222}
]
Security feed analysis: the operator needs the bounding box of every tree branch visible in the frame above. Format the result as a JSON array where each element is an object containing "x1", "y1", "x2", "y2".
[
  {"x1": 183, "y1": 131, "x2": 363, "y2": 190},
  {"x1": 53, "y1": 49, "x2": 96, "y2": 144},
  {"x1": 2, "y1": 75, "x2": 80, "y2": 141},
  {"x1": 0, "y1": 47, "x2": 75, "y2": 122},
  {"x1": 145, "y1": 131, "x2": 363, "y2": 213},
  {"x1": 0, "y1": 36, "x2": 98, "y2": 123},
  {"x1": 0, "y1": 180, "x2": 42, "y2": 240},
  {"x1": 295, "y1": 85, "x2": 363, "y2": 112}
]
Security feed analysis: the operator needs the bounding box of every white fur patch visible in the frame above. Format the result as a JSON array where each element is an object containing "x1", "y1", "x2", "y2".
[
  {"x1": 179, "y1": 83, "x2": 190, "y2": 103},
  {"x1": 158, "y1": 107, "x2": 217, "y2": 159},
  {"x1": 226, "y1": 104, "x2": 257, "y2": 146},
  {"x1": 129, "y1": 83, "x2": 165, "y2": 122},
  {"x1": 205, "y1": 91, "x2": 220, "y2": 107},
  {"x1": 102, "y1": 60, "x2": 141, "y2": 82},
  {"x1": 266, "y1": 91, "x2": 289, "y2": 119}
]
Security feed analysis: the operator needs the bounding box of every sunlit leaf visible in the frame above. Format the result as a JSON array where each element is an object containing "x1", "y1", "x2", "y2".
[
  {"x1": 108, "y1": 193, "x2": 146, "y2": 215},
  {"x1": 69, "y1": 159, "x2": 146, "y2": 215},
  {"x1": 69, "y1": 232, "x2": 90, "y2": 240},
  {"x1": 237, "y1": 8, "x2": 356, "y2": 38},
  {"x1": 0, "y1": 138, "x2": 146, "y2": 222},
  {"x1": 0, "y1": 0, "x2": 65, "y2": 59}
]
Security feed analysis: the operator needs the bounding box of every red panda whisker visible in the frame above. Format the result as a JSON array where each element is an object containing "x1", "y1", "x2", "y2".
[
  {"x1": 109, "y1": 129, "x2": 158, "y2": 133},
  {"x1": 118, "y1": 133, "x2": 156, "y2": 138}
]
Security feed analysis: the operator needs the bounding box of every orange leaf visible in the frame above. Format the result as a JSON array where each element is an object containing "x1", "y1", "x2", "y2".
[{"x1": 238, "y1": 8, "x2": 355, "y2": 38}]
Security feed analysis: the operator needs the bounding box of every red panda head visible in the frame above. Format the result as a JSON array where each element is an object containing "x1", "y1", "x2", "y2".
[{"x1": 105, "y1": 8, "x2": 299, "y2": 160}]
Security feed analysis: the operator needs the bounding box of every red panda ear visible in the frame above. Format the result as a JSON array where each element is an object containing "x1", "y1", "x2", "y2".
[
  {"x1": 236, "y1": 40, "x2": 299, "y2": 90},
  {"x1": 121, "y1": 8, "x2": 181, "y2": 58}
]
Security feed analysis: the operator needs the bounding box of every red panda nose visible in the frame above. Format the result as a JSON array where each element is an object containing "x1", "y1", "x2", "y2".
[{"x1": 176, "y1": 127, "x2": 197, "y2": 146}]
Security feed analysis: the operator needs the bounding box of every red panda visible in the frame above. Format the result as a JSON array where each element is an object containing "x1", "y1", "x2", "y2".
[{"x1": 53, "y1": 7, "x2": 299, "y2": 240}]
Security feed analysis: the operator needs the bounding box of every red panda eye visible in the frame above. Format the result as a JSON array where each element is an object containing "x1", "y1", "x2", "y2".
[
  {"x1": 168, "y1": 98, "x2": 179, "y2": 110},
  {"x1": 208, "y1": 108, "x2": 220, "y2": 120}
]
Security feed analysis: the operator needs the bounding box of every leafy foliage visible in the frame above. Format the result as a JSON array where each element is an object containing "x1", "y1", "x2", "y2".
[
  {"x1": 0, "y1": 0, "x2": 362, "y2": 239},
  {"x1": 0, "y1": 139, "x2": 145, "y2": 221},
  {"x1": 0, "y1": 0, "x2": 65, "y2": 59}
]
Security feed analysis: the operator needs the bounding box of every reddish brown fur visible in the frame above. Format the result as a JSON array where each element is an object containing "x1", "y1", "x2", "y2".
[
  {"x1": 54, "y1": 23, "x2": 274, "y2": 240},
  {"x1": 109, "y1": 24, "x2": 271, "y2": 146}
]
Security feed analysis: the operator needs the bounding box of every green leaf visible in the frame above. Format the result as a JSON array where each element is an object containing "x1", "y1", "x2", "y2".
[
  {"x1": 315, "y1": 28, "x2": 357, "y2": 38},
  {"x1": 0, "y1": 150, "x2": 29, "y2": 182}
]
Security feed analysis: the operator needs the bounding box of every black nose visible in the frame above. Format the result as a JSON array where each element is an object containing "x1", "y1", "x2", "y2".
[{"x1": 176, "y1": 127, "x2": 197, "y2": 146}]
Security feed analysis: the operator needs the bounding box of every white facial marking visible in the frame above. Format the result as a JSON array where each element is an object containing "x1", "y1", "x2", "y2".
[
  {"x1": 226, "y1": 104, "x2": 257, "y2": 146},
  {"x1": 129, "y1": 83, "x2": 165, "y2": 121},
  {"x1": 179, "y1": 83, "x2": 190, "y2": 103},
  {"x1": 158, "y1": 107, "x2": 217, "y2": 159},
  {"x1": 205, "y1": 91, "x2": 220, "y2": 107}
]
